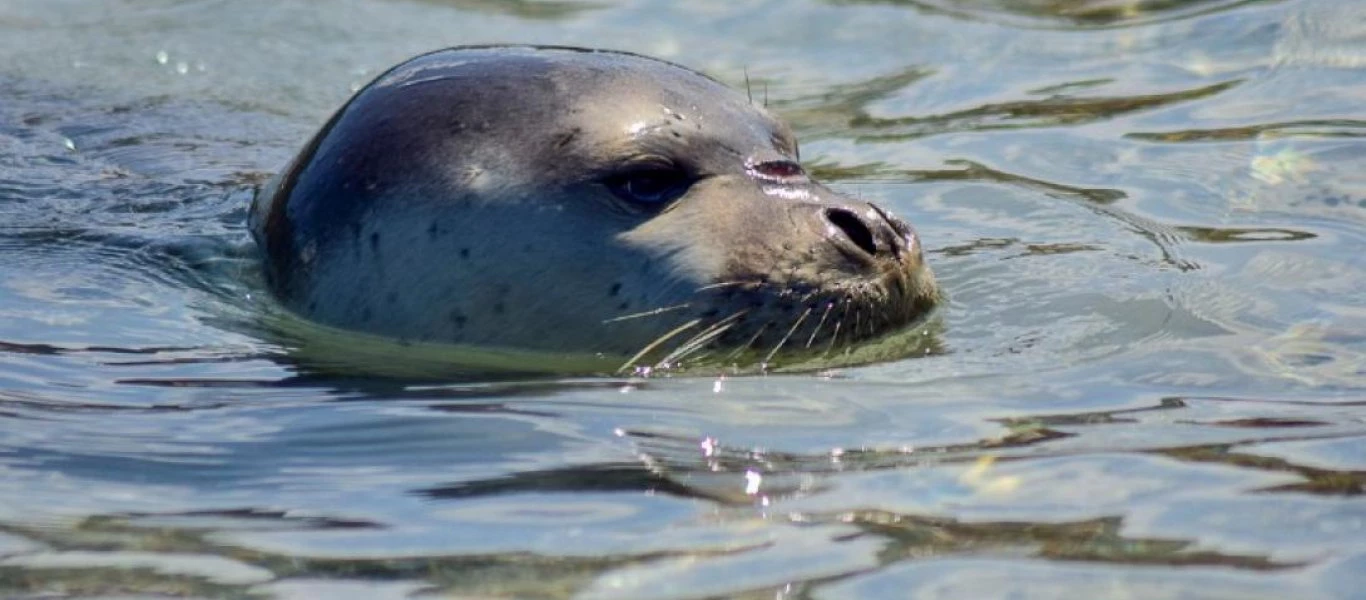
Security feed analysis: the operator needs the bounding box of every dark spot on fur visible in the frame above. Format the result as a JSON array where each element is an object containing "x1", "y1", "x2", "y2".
[
  {"x1": 369, "y1": 232, "x2": 380, "y2": 252},
  {"x1": 493, "y1": 302, "x2": 505, "y2": 315},
  {"x1": 460, "y1": 248, "x2": 470, "y2": 259},
  {"x1": 554, "y1": 127, "x2": 581, "y2": 148},
  {"x1": 522, "y1": 244, "x2": 533, "y2": 253},
  {"x1": 427, "y1": 222, "x2": 439, "y2": 238},
  {"x1": 617, "y1": 301, "x2": 630, "y2": 311},
  {"x1": 700, "y1": 308, "x2": 720, "y2": 318},
  {"x1": 449, "y1": 309, "x2": 467, "y2": 328},
  {"x1": 361, "y1": 307, "x2": 373, "y2": 322},
  {"x1": 386, "y1": 291, "x2": 398, "y2": 305},
  {"x1": 609, "y1": 283, "x2": 622, "y2": 297}
]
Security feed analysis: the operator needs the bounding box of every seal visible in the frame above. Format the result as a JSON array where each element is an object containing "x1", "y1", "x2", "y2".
[{"x1": 250, "y1": 45, "x2": 938, "y2": 368}]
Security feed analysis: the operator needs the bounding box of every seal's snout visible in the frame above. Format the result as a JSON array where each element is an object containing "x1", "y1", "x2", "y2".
[{"x1": 820, "y1": 203, "x2": 919, "y2": 267}]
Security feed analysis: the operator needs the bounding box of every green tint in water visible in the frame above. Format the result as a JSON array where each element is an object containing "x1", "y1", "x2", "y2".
[{"x1": 0, "y1": 0, "x2": 1364, "y2": 598}]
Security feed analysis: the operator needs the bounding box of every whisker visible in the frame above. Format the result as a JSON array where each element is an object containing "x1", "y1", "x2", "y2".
[
  {"x1": 805, "y1": 302, "x2": 835, "y2": 348},
  {"x1": 727, "y1": 322, "x2": 771, "y2": 361},
  {"x1": 617, "y1": 318, "x2": 703, "y2": 373},
  {"x1": 656, "y1": 323, "x2": 735, "y2": 368},
  {"x1": 693, "y1": 281, "x2": 751, "y2": 293},
  {"x1": 763, "y1": 306, "x2": 812, "y2": 365},
  {"x1": 655, "y1": 310, "x2": 748, "y2": 367},
  {"x1": 687, "y1": 350, "x2": 715, "y2": 363},
  {"x1": 603, "y1": 303, "x2": 691, "y2": 323},
  {"x1": 824, "y1": 301, "x2": 853, "y2": 356},
  {"x1": 824, "y1": 320, "x2": 843, "y2": 356}
]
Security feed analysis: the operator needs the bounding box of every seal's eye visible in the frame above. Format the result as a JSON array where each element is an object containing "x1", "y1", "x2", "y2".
[
  {"x1": 749, "y1": 159, "x2": 807, "y2": 183},
  {"x1": 604, "y1": 168, "x2": 692, "y2": 207}
]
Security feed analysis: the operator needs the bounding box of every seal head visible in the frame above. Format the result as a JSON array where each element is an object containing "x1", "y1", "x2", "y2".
[{"x1": 251, "y1": 45, "x2": 937, "y2": 365}]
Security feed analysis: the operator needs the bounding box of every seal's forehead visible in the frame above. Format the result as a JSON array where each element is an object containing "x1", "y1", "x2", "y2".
[
  {"x1": 376, "y1": 45, "x2": 719, "y2": 90},
  {"x1": 371, "y1": 46, "x2": 560, "y2": 89},
  {"x1": 550, "y1": 53, "x2": 798, "y2": 160},
  {"x1": 369, "y1": 46, "x2": 796, "y2": 157}
]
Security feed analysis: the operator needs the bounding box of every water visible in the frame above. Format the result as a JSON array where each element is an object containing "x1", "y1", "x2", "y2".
[{"x1": 1, "y1": 0, "x2": 1364, "y2": 597}]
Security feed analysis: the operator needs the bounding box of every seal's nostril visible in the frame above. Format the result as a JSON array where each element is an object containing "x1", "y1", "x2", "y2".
[{"x1": 824, "y1": 207, "x2": 878, "y2": 257}]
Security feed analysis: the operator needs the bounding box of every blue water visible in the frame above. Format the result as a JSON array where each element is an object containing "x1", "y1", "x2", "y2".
[{"x1": 1, "y1": 0, "x2": 1364, "y2": 597}]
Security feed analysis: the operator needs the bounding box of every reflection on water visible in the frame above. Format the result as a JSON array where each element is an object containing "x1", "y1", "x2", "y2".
[
  {"x1": 792, "y1": 78, "x2": 1244, "y2": 141},
  {"x1": 418, "y1": 0, "x2": 607, "y2": 20},
  {"x1": 834, "y1": 0, "x2": 1273, "y2": 29},
  {"x1": 1, "y1": 0, "x2": 1364, "y2": 597}
]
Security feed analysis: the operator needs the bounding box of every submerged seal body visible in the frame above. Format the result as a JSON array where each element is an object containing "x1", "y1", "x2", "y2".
[{"x1": 251, "y1": 45, "x2": 937, "y2": 365}]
